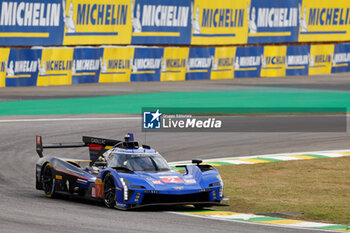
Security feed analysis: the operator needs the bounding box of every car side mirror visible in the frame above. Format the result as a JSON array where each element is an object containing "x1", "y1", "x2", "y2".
[{"x1": 192, "y1": 159, "x2": 203, "y2": 165}]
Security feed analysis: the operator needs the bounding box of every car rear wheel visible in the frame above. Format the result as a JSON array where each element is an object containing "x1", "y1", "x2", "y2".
[
  {"x1": 42, "y1": 163, "x2": 56, "y2": 198},
  {"x1": 103, "y1": 173, "x2": 116, "y2": 208}
]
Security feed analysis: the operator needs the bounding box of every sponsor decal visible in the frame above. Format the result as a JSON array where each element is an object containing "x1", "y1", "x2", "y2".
[
  {"x1": 95, "y1": 178, "x2": 103, "y2": 198},
  {"x1": 151, "y1": 180, "x2": 163, "y2": 185},
  {"x1": 286, "y1": 55, "x2": 309, "y2": 66},
  {"x1": 144, "y1": 190, "x2": 159, "y2": 193},
  {"x1": 44, "y1": 60, "x2": 72, "y2": 72},
  {"x1": 160, "y1": 176, "x2": 184, "y2": 184},
  {"x1": 139, "y1": 4, "x2": 189, "y2": 28},
  {"x1": 91, "y1": 138, "x2": 106, "y2": 144},
  {"x1": 0, "y1": 1, "x2": 61, "y2": 27},
  {"x1": 131, "y1": 58, "x2": 161, "y2": 72},
  {"x1": 184, "y1": 179, "x2": 196, "y2": 184}
]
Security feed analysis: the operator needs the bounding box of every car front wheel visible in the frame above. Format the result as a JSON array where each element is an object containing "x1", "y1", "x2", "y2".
[
  {"x1": 42, "y1": 163, "x2": 56, "y2": 198},
  {"x1": 103, "y1": 173, "x2": 116, "y2": 208}
]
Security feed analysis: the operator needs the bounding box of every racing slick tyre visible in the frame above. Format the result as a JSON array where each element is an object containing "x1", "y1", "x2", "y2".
[
  {"x1": 103, "y1": 173, "x2": 116, "y2": 208},
  {"x1": 42, "y1": 163, "x2": 56, "y2": 198}
]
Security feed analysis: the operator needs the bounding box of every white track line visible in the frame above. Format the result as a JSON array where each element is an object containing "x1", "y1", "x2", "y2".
[{"x1": 0, "y1": 117, "x2": 141, "y2": 123}]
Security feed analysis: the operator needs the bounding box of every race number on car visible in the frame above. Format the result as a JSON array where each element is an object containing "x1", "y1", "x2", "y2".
[{"x1": 160, "y1": 176, "x2": 184, "y2": 183}]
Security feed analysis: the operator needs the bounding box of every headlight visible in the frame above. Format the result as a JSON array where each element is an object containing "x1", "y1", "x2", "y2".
[
  {"x1": 119, "y1": 178, "x2": 129, "y2": 201},
  {"x1": 217, "y1": 175, "x2": 224, "y2": 198}
]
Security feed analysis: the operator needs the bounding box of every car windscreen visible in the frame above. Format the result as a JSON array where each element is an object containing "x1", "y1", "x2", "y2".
[{"x1": 108, "y1": 153, "x2": 170, "y2": 172}]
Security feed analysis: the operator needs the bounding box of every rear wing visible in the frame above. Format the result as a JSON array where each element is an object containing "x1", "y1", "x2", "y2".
[{"x1": 36, "y1": 135, "x2": 121, "y2": 165}]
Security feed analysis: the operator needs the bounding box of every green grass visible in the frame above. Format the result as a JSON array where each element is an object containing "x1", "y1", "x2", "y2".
[
  {"x1": 216, "y1": 157, "x2": 350, "y2": 225},
  {"x1": 1, "y1": 87, "x2": 350, "y2": 115}
]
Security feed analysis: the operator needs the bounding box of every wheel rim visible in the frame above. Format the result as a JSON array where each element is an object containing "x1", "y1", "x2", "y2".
[
  {"x1": 104, "y1": 177, "x2": 115, "y2": 207},
  {"x1": 42, "y1": 165, "x2": 53, "y2": 195}
]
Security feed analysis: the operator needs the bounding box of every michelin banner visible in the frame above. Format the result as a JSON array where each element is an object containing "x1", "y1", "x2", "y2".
[
  {"x1": 298, "y1": 0, "x2": 350, "y2": 42},
  {"x1": 260, "y1": 45, "x2": 287, "y2": 77},
  {"x1": 161, "y1": 47, "x2": 188, "y2": 81},
  {"x1": 99, "y1": 47, "x2": 132, "y2": 83},
  {"x1": 5, "y1": 48, "x2": 42, "y2": 87},
  {"x1": 234, "y1": 46, "x2": 263, "y2": 78},
  {"x1": 2, "y1": 0, "x2": 350, "y2": 46},
  {"x1": 62, "y1": 0, "x2": 131, "y2": 45},
  {"x1": 190, "y1": 0, "x2": 248, "y2": 45},
  {"x1": 37, "y1": 48, "x2": 73, "y2": 86},
  {"x1": 130, "y1": 0, "x2": 191, "y2": 45},
  {"x1": 131, "y1": 47, "x2": 163, "y2": 82},
  {"x1": 211, "y1": 47, "x2": 236, "y2": 80},
  {"x1": 0, "y1": 0, "x2": 63, "y2": 46},
  {"x1": 1, "y1": 43, "x2": 350, "y2": 87},
  {"x1": 247, "y1": 0, "x2": 301, "y2": 44},
  {"x1": 285, "y1": 45, "x2": 310, "y2": 76},
  {"x1": 332, "y1": 44, "x2": 350, "y2": 73},
  {"x1": 186, "y1": 47, "x2": 215, "y2": 80}
]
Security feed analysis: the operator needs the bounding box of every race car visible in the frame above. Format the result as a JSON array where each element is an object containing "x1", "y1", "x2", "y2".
[{"x1": 35, "y1": 134, "x2": 226, "y2": 210}]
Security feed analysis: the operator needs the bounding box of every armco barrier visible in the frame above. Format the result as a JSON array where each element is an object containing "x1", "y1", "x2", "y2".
[
  {"x1": 1, "y1": 43, "x2": 350, "y2": 87},
  {"x1": 1, "y1": 0, "x2": 350, "y2": 46}
]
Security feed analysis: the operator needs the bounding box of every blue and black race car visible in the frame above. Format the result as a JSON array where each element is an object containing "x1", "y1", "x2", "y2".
[{"x1": 35, "y1": 134, "x2": 225, "y2": 210}]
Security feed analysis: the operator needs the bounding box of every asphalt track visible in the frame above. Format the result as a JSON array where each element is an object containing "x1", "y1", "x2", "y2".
[{"x1": 1, "y1": 74, "x2": 350, "y2": 233}]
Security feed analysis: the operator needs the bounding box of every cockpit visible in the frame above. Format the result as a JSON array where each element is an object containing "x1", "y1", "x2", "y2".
[{"x1": 107, "y1": 152, "x2": 171, "y2": 172}]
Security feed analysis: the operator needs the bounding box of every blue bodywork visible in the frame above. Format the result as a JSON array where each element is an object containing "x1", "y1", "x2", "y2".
[{"x1": 35, "y1": 137, "x2": 224, "y2": 210}]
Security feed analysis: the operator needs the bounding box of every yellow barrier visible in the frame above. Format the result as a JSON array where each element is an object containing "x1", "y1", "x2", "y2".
[
  {"x1": 0, "y1": 48, "x2": 10, "y2": 88},
  {"x1": 62, "y1": 0, "x2": 132, "y2": 45},
  {"x1": 37, "y1": 48, "x2": 74, "y2": 86},
  {"x1": 191, "y1": 0, "x2": 249, "y2": 45},
  {"x1": 99, "y1": 47, "x2": 133, "y2": 83}
]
